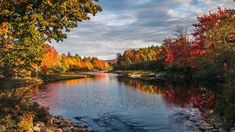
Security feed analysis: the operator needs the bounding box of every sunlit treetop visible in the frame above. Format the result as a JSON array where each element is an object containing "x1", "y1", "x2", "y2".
[{"x1": 0, "y1": 0, "x2": 102, "y2": 42}]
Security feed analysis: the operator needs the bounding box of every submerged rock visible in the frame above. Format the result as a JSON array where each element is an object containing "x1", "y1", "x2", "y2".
[
  {"x1": 75, "y1": 116, "x2": 82, "y2": 120},
  {"x1": 199, "y1": 122, "x2": 214, "y2": 130}
]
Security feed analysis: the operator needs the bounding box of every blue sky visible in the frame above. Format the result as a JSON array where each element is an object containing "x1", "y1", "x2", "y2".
[{"x1": 51, "y1": 0, "x2": 235, "y2": 60}]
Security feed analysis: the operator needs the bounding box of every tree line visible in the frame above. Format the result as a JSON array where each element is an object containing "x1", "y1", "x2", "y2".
[
  {"x1": 40, "y1": 44, "x2": 110, "y2": 74},
  {"x1": 114, "y1": 8, "x2": 235, "y2": 84}
]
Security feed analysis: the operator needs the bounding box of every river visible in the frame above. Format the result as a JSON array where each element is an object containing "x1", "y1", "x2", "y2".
[{"x1": 32, "y1": 72, "x2": 216, "y2": 132}]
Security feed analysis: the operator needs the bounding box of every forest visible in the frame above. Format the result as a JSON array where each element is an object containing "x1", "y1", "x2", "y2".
[
  {"x1": 0, "y1": 0, "x2": 235, "y2": 131},
  {"x1": 114, "y1": 8, "x2": 235, "y2": 84}
]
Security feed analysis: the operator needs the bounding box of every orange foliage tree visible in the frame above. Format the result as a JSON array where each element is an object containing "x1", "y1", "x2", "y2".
[{"x1": 41, "y1": 44, "x2": 61, "y2": 73}]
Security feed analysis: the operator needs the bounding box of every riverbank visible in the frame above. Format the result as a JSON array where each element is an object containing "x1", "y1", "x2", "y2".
[
  {"x1": 0, "y1": 113, "x2": 91, "y2": 132},
  {"x1": 110, "y1": 70, "x2": 165, "y2": 80},
  {"x1": 30, "y1": 116, "x2": 90, "y2": 132},
  {"x1": 0, "y1": 72, "x2": 93, "y2": 89},
  {"x1": 39, "y1": 72, "x2": 93, "y2": 83},
  {"x1": 0, "y1": 72, "x2": 94, "y2": 132}
]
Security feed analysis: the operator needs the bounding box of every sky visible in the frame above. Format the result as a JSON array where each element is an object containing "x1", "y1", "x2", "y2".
[{"x1": 51, "y1": 0, "x2": 235, "y2": 60}]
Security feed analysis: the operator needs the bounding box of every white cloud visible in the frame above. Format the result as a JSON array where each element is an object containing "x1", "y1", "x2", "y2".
[
  {"x1": 51, "y1": 0, "x2": 234, "y2": 59},
  {"x1": 52, "y1": 40, "x2": 160, "y2": 60},
  {"x1": 91, "y1": 11, "x2": 137, "y2": 26}
]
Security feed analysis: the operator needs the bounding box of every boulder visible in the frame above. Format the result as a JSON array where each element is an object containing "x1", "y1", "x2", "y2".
[
  {"x1": 75, "y1": 116, "x2": 82, "y2": 120},
  {"x1": 59, "y1": 120, "x2": 71, "y2": 127},
  {"x1": 0, "y1": 125, "x2": 6, "y2": 132},
  {"x1": 71, "y1": 127, "x2": 87, "y2": 132},
  {"x1": 62, "y1": 127, "x2": 71, "y2": 132},
  {"x1": 53, "y1": 118, "x2": 62, "y2": 125},
  {"x1": 199, "y1": 122, "x2": 214, "y2": 130},
  {"x1": 55, "y1": 128, "x2": 63, "y2": 132},
  {"x1": 45, "y1": 128, "x2": 54, "y2": 132},
  {"x1": 72, "y1": 123, "x2": 81, "y2": 127},
  {"x1": 36, "y1": 122, "x2": 45, "y2": 127},
  {"x1": 33, "y1": 126, "x2": 40, "y2": 132}
]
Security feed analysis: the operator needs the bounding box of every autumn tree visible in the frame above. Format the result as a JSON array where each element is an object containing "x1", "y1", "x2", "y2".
[
  {"x1": 114, "y1": 45, "x2": 163, "y2": 70},
  {"x1": 163, "y1": 26, "x2": 192, "y2": 74},
  {"x1": 0, "y1": 0, "x2": 102, "y2": 78},
  {"x1": 41, "y1": 44, "x2": 61, "y2": 74},
  {"x1": 193, "y1": 8, "x2": 235, "y2": 84}
]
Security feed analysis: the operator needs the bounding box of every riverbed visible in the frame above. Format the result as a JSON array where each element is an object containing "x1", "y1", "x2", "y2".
[{"x1": 32, "y1": 72, "x2": 216, "y2": 132}]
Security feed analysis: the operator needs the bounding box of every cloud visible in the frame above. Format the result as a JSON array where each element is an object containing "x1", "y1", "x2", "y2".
[
  {"x1": 51, "y1": 0, "x2": 235, "y2": 60},
  {"x1": 52, "y1": 40, "x2": 160, "y2": 60},
  {"x1": 91, "y1": 11, "x2": 137, "y2": 26}
]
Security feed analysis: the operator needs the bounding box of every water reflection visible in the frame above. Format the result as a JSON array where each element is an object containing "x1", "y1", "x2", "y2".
[
  {"x1": 33, "y1": 73, "x2": 217, "y2": 132},
  {"x1": 117, "y1": 77, "x2": 216, "y2": 112}
]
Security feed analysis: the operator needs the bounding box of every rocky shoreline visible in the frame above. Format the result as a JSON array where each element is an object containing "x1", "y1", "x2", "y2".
[
  {"x1": 172, "y1": 110, "x2": 235, "y2": 132},
  {"x1": 0, "y1": 115, "x2": 96, "y2": 132}
]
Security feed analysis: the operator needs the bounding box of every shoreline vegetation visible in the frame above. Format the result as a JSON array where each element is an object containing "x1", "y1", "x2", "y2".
[
  {"x1": 0, "y1": 72, "x2": 95, "y2": 132},
  {"x1": 0, "y1": 72, "x2": 94, "y2": 89},
  {"x1": 0, "y1": 0, "x2": 234, "y2": 131}
]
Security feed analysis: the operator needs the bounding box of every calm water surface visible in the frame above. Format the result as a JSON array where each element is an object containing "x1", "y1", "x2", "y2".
[{"x1": 33, "y1": 73, "x2": 216, "y2": 132}]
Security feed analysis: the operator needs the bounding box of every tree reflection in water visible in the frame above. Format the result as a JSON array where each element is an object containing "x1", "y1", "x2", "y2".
[{"x1": 117, "y1": 77, "x2": 216, "y2": 113}]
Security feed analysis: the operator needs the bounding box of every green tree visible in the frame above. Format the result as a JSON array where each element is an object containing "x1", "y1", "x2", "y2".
[{"x1": 0, "y1": 0, "x2": 102, "y2": 78}]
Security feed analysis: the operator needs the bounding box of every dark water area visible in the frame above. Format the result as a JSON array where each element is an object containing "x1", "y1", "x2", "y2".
[{"x1": 32, "y1": 73, "x2": 218, "y2": 132}]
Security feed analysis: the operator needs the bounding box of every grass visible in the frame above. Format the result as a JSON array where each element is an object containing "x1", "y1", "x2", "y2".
[
  {"x1": 39, "y1": 72, "x2": 93, "y2": 83},
  {"x1": 0, "y1": 72, "x2": 93, "y2": 89}
]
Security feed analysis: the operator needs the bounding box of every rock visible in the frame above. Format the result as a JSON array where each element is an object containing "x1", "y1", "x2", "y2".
[
  {"x1": 33, "y1": 126, "x2": 40, "y2": 132},
  {"x1": 45, "y1": 128, "x2": 54, "y2": 132},
  {"x1": 199, "y1": 122, "x2": 214, "y2": 130},
  {"x1": 0, "y1": 125, "x2": 6, "y2": 132},
  {"x1": 55, "y1": 128, "x2": 63, "y2": 132},
  {"x1": 62, "y1": 127, "x2": 71, "y2": 132},
  {"x1": 208, "y1": 110, "x2": 214, "y2": 114},
  {"x1": 72, "y1": 123, "x2": 81, "y2": 127},
  {"x1": 60, "y1": 120, "x2": 71, "y2": 127},
  {"x1": 75, "y1": 116, "x2": 82, "y2": 120},
  {"x1": 189, "y1": 118, "x2": 197, "y2": 122},
  {"x1": 53, "y1": 119, "x2": 61, "y2": 125},
  {"x1": 148, "y1": 73, "x2": 156, "y2": 77},
  {"x1": 36, "y1": 122, "x2": 45, "y2": 127},
  {"x1": 80, "y1": 124, "x2": 88, "y2": 128},
  {"x1": 39, "y1": 127, "x2": 47, "y2": 132},
  {"x1": 48, "y1": 118, "x2": 54, "y2": 125},
  {"x1": 71, "y1": 127, "x2": 87, "y2": 132}
]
